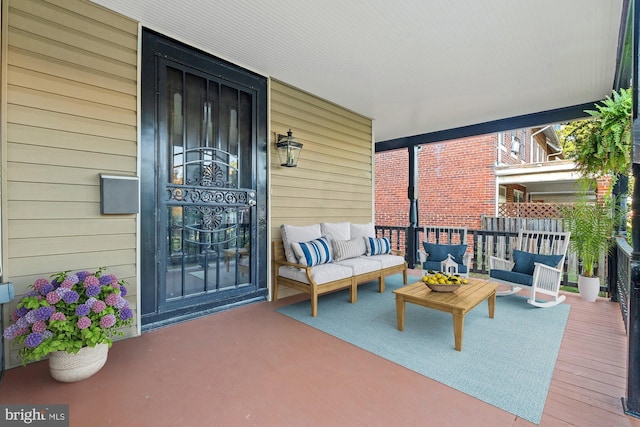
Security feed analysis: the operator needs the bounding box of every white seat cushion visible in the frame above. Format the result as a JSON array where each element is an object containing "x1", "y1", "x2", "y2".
[
  {"x1": 278, "y1": 263, "x2": 352, "y2": 285},
  {"x1": 334, "y1": 257, "x2": 381, "y2": 275},
  {"x1": 363, "y1": 254, "x2": 405, "y2": 269}
]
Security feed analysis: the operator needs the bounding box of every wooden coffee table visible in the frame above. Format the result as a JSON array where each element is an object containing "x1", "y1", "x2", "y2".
[{"x1": 393, "y1": 278, "x2": 497, "y2": 351}]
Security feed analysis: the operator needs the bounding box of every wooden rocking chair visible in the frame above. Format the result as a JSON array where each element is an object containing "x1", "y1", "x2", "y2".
[{"x1": 489, "y1": 230, "x2": 570, "y2": 308}]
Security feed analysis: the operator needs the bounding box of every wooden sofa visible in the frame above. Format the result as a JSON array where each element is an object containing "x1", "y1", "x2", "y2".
[{"x1": 272, "y1": 221, "x2": 408, "y2": 316}]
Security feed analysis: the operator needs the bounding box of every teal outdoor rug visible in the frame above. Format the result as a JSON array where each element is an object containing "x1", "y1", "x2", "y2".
[{"x1": 277, "y1": 275, "x2": 570, "y2": 424}]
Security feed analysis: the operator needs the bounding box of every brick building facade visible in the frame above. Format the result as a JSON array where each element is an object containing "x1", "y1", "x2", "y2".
[{"x1": 375, "y1": 128, "x2": 556, "y2": 230}]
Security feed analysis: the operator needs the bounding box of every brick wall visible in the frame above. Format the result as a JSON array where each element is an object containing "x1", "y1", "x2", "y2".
[{"x1": 375, "y1": 134, "x2": 497, "y2": 230}]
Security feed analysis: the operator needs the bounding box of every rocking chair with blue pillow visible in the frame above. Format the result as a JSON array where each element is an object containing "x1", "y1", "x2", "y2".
[
  {"x1": 417, "y1": 226, "x2": 471, "y2": 277},
  {"x1": 489, "y1": 230, "x2": 570, "y2": 308}
]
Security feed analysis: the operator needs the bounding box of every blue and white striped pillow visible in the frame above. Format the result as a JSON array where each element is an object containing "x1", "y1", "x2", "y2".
[
  {"x1": 291, "y1": 237, "x2": 333, "y2": 267},
  {"x1": 365, "y1": 237, "x2": 391, "y2": 256}
]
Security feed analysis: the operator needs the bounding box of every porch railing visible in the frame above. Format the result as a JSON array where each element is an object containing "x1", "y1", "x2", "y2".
[
  {"x1": 614, "y1": 236, "x2": 632, "y2": 331},
  {"x1": 375, "y1": 225, "x2": 579, "y2": 288}
]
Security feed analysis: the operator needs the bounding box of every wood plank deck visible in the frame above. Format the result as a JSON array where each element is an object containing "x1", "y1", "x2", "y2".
[{"x1": 0, "y1": 273, "x2": 639, "y2": 426}]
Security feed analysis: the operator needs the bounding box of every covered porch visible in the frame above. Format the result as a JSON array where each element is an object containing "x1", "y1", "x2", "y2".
[{"x1": 0, "y1": 271, "x2": 635, "y2": 426}]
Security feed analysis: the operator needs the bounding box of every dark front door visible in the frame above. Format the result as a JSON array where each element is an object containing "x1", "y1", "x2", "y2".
[{"x1": 140, "y1": 30, "x2": 268, "y2": 328}]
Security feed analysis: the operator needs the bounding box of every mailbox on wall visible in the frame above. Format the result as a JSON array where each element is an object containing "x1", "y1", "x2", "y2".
[{"x1": 100, "y1": 174, "x2": 140, "y2": 214}]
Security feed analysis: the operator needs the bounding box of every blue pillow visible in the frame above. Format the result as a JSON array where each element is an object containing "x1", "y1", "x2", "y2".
[
  {"x1": 291, "y1": 237, "x2": 333, "y2": 266},
  {"x1": 365, "y1": 237, "x2": 391, "y2": 256},
  {"x1": 511, "y1": 249, "x2": 563, "y2": 276},
  {"x1": 422, "y1": 242, "x2": 467, "y2": 264}
]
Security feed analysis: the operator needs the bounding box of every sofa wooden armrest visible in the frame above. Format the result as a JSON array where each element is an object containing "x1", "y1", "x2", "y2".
[{"x1": 272, "y1": 240, "x2": 356, "y2": 317}]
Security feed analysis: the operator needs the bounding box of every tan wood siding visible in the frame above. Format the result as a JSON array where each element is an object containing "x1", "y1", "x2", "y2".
[
  {"x1": 270, "y1": 80, "x2": 374, "y2": 240},
  {"x1": 2, "y1": 0, "x2": 139, "y2": 367}
]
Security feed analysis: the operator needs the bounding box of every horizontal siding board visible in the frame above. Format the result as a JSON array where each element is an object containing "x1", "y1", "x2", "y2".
[
  {"x1": 10, "y1": 234, "x2": 135, "y2": 258},
  {"x1": 9, "y1": 6, "x2": 137, "y2": 64},
  {"x1": 8, "y1": 200, "x2": 105, "y2": 220},
  {"x1": 271, "y1": 169, "x2": 371, "y2": 187},
  {"x1": 9, "y1": 218, "x2": 136, "y2": 239},
  {"x1": 8, "y1": 143, "x2": 137, "y2": 171},
  {"x1": 9, "y1": 28, "x2": 136, "y2": 80},
  {"x1": 7, "y1": 163, "x2": 134, "y2": 185},
  {"x1": 8, "y1": 249, "x2": 136, "y2": 278},
  {"x1": 15, "y1": 0, "x2": 137, "y2": 50},
  {"x1": 8, "y1": 105, "x2": 136, "y2": 141},
  {"x1": 8, "y1": 181, "x2": 99, "y2": 202},
  {"x1": 8, "y1": 123, "x2": 137, "y2": 156},
  {"x1": 9, "y1": 66, "x2": 136, "y2": 110},
  {"x1": 9, "y1": 47, "x2": 136, "y2": 95},
  {"x1": 8, "y1": 85, "x2": 136, "y2": 126}
]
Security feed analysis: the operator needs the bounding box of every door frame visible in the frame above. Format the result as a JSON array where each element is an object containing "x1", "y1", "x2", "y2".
[{"x1": 140, "y1": 29, "x2": 268, "y2": 328}]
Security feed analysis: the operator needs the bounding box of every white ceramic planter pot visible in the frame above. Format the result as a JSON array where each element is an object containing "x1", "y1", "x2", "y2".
[
  {"x1": 48, "y1": 343, "x2": 109, "y2": 383},
  {"x1": 577, "y1": 275, "x2": 600, "y2": 302}
]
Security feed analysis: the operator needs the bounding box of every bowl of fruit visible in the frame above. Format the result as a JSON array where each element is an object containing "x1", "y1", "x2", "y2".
[{"x1": 421, "y1": 271, "x2": 469, "y2": 292}]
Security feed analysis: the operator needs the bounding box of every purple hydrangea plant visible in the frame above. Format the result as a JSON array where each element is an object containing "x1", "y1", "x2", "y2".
[{"x1": 3, "y1": 267, "x2": 134, "y2": 365}]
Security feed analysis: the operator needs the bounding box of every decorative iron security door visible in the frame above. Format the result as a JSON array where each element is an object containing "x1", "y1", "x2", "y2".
[{"x1": 141, "y1": 31, "x2": 267, "y2": 327}]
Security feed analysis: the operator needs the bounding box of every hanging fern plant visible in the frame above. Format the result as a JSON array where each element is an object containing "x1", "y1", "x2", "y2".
[{"x1": 566, "y1": 88, "x2": 632, "y2": 177}]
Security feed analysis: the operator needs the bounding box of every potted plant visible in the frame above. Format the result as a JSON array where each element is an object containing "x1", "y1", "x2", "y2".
[
  {"x1": 562, "y1": 184, "x2": 622, "y2": 301},
  {"x1": 2, "y1": 267, "x2": 133, "y2": 382}
]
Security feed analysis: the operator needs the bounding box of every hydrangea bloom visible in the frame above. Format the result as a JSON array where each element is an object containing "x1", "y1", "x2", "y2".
[
  {"x1": 77, "y1": 317, "x2": 91, "y2": 330},
  {"x1": 24, "y1": 311, "x2": 37, "y2": 324},
  {"x1": 3, "y1": 324, "x2": 20, "y2": 340},
  {"x1": 75, "y1": 304, "x2": 90, "y2": 317},
  {"x1": 31, "y1": 320, "x2": 47, "y2": 333},
  {"x1": 105, "y1": 293, "x2": 119, "y2": 306},
  {"x1": 34, "y1": 306, "x2": 54, "y2": 321},
  {"x1": 46, "y1": 291, "x2": 61, "y2": 304},
  {"x1": 50, "y1": 312, "x2": 66, "y2": 321},
  {"x1": 119, "y1": 285, "x2": 128, "y2": 297},
  {"x1": 86, "y1": 297, "x2": 97, "y2": 308},
  {"x1": 16, "y1": 317, "x2": 29, "y2": 329},
  {"x1": 76, "y1": 271, "x2": 91, "y2": 281},
  {"x1": 119, "y1": 307, "x2": 133, "y2": 321},
  {"x1": 99, "y1": 275, "x2": 115, "y2": 286},
  {"x1": 33, "y1": 278, "x2": 50, "y2": 292},
  {"x1": 62, "y1": 290, "x2": 79, "y2": 304},
  {"x1": 99, "y1": 314, "x2": 116, "y2": 329},
  {"x1": 83, "y1": 275, "x2": 100, "y2": 288},
  {"x1": 39, "y1": 283, "x2": 54, "y2": 296},
  {"x1": 91, "y1": 300, "x2": 106, "y2": 313},
  {"x1": 24, "y1": 332, "x2": 43, "y2": 348},
  {"x1": 85, "y1": 284, "x2": 100, "y2": 297}
]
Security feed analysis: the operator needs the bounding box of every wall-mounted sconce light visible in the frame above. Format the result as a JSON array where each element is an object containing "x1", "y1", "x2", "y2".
[{"x1": 276, "y1": 129, "x2": 303, "y2": 167}]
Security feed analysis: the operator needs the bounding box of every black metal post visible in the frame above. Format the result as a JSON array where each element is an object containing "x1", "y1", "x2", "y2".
[
  {"x1": 406, "y1": 145, "x2": 420, "y2": 268},
  {"x1": 624, "y1": 0, "x2": 640, "y2": 415},
  {"x1": 626, "y1": 162, "x2": 640, "y2": 417}
]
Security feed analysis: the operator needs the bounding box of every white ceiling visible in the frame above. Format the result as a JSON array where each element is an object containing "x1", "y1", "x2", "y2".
[{"x1": 91, "y1": 0, "x2": 625, "y2": 143}]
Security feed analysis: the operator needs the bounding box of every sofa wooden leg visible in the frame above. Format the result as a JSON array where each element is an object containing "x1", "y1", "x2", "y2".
[
  {"x1": 379, "y1": 276, "x2": 385, "y2": 293},
  {"x1": 311, "y1": 287, "x2": 318, "y2": 317}
]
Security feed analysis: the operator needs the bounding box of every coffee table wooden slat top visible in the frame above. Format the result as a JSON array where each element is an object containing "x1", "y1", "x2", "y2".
[{"x1": 393, "y1": 278, "x2": 498, "y2": 351}]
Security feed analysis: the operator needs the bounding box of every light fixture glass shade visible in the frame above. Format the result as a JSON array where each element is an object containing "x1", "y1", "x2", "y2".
[{"x1": 276, "y1": 129, "x2": 303, "y2": 167}]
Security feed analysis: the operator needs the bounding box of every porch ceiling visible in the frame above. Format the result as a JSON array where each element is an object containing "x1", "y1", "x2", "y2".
[{"x1": 92, "y1": 0, "x2": 626, "y2": 143}]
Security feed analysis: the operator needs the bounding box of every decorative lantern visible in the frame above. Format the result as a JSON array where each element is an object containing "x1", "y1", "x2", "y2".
[
  {"x1": 276, "y1": 129, "x2": 303, "y2": 167},
  {"x1": 440, "y1": 254, "x2": 458, "y2": 275}
]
